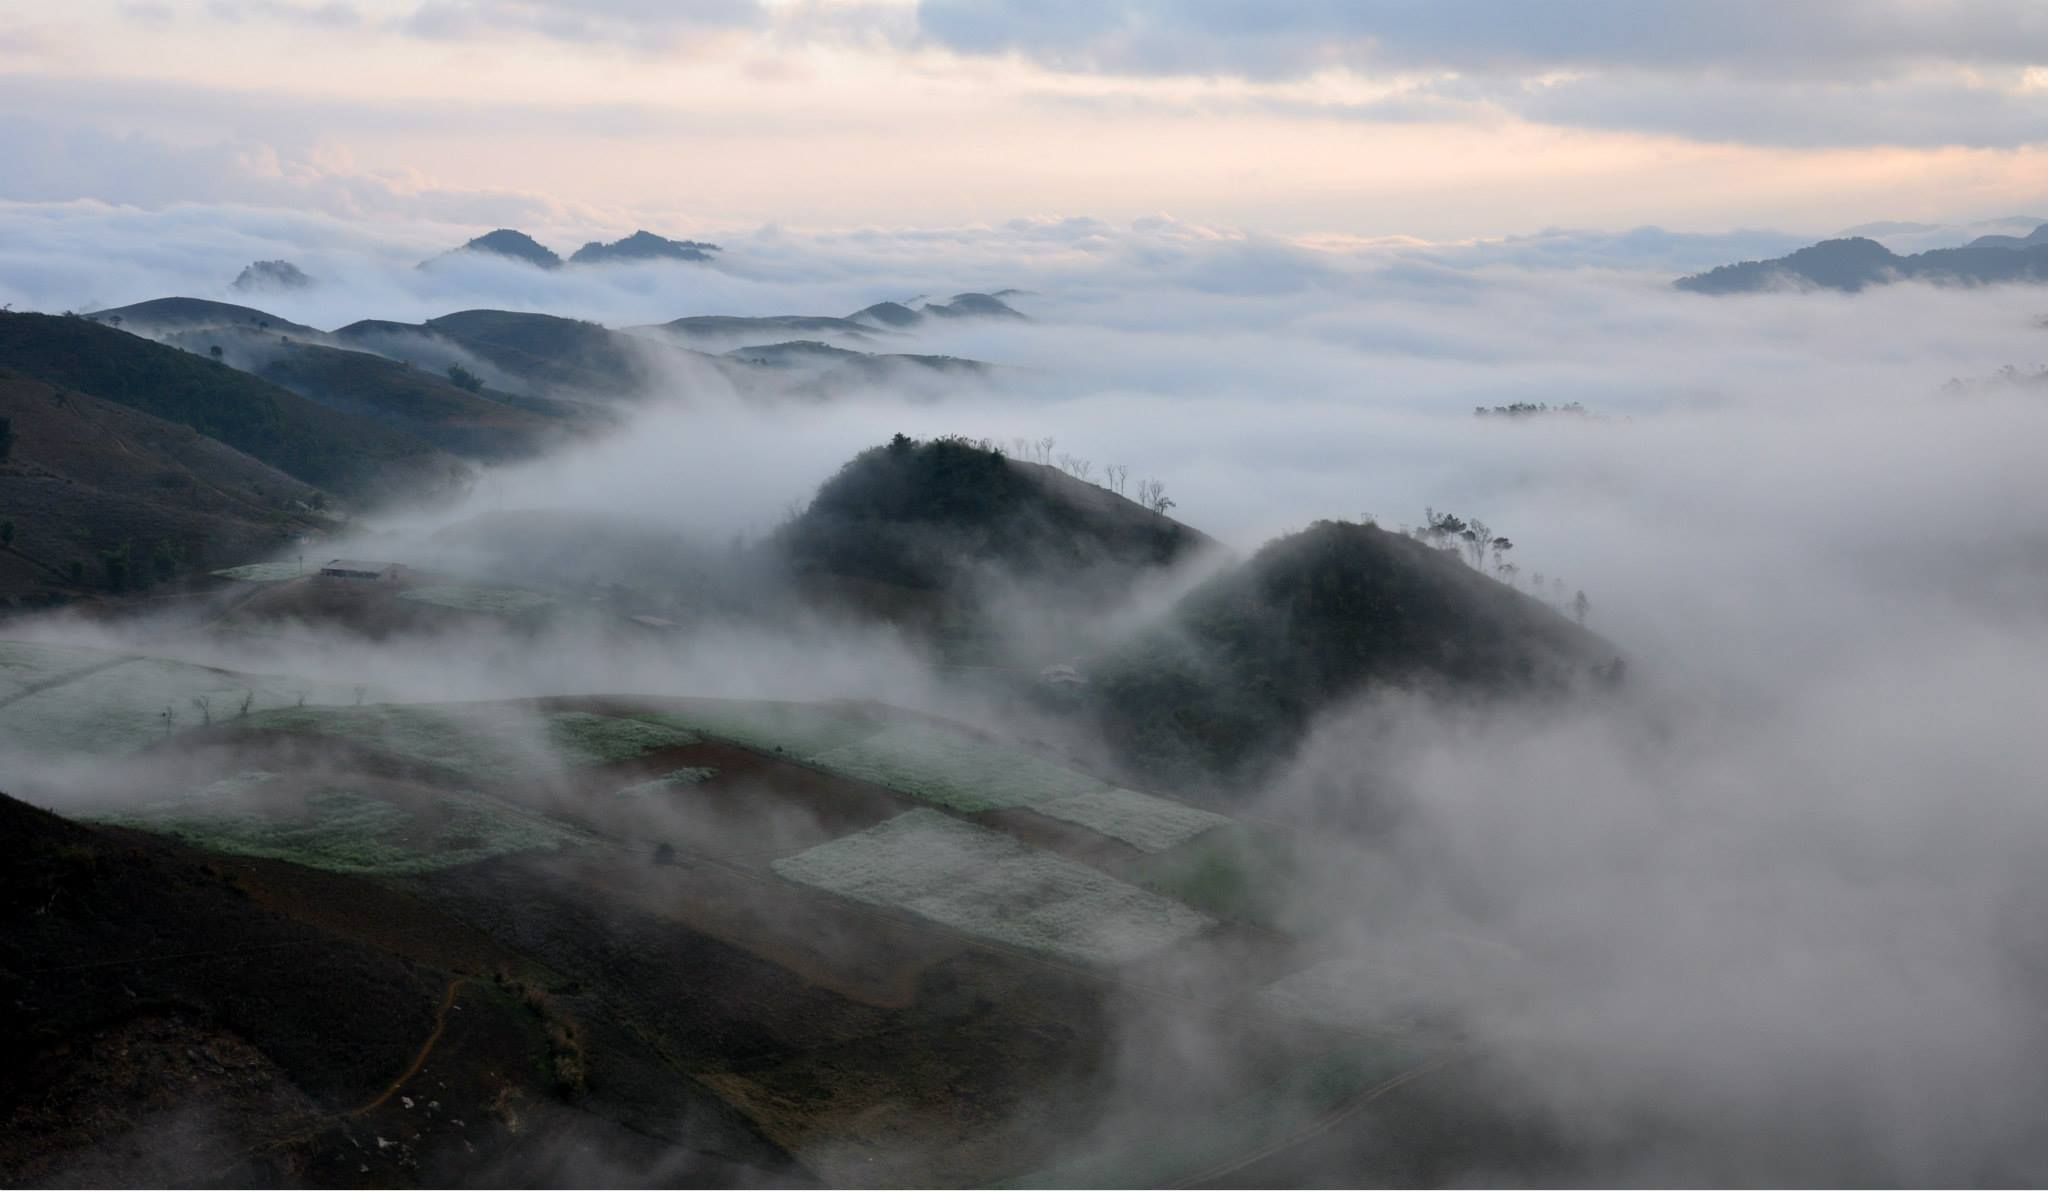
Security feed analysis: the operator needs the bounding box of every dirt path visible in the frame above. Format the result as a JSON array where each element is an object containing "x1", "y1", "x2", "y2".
[{"x1": 349, "y1": 977, "x2": 467, "y2": 1118}]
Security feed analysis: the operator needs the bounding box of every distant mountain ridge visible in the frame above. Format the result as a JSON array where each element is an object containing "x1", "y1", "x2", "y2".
[
  {"x1": 1678, "y1": 228, "x2": 2048, "y2": 293},
  {"x1": 425, "y1": 228, "x2": 720, "y2": 270}
]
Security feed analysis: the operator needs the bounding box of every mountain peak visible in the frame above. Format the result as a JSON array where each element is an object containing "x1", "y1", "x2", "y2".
[{"x1": 568, "y1": 230, "x2": 721, "y2": 266}]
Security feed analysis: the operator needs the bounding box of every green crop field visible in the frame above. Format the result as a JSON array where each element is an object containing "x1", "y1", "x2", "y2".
[
  {"x1": 1030, "y1": 786, "x2": 1233, "y2": 853},
  {"x1": 0, "y1": 651, "x2": 367, "y2": 758},
  {"x1": 93, "y1": 773, "x2": 585, "y2": 875},
  {"x1": 773, "y1": 808, "x2": 1214, "y2": 965},
  {"x1": 804, "y1": 721, "x2": 1108, "y2": 812},
  {"x1": 240, "y1": 702, "x2": 699, "y2": 783},
  {"x1": 632, "y1": 699, "x2": 881, "y2": 759}
]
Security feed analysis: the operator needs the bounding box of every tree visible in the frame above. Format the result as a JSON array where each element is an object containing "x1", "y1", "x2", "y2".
[
  {"x1": 447, "y1": 363, "x2": 484, "y2": 393},
  {"x1": 1572, "y1": 589, "x2": 1591, "y2": 626},
  {"x1": 1463, "y1": 518, "x2": 1492, "y2": 568},
  {"x1": 0, "y1": 521, "x2": 12, "y2": 549},
  {"x1": 1137, "y1": 477, "x2": 1174, "y2": 514},
  {"x1": 190, "y1": 695, "x2": 211, "y2": 725},
  {"x1": 208, "y1": 344, "x2": 223, "y2": 360},
  {"x1": 0, "y1": 415, "x2": 12, "y2": 461}
]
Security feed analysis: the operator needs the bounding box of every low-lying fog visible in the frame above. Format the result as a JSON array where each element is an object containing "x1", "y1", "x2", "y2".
[{"x1": 12, "y1": 205, "x2": 2048, "y2": 1182}]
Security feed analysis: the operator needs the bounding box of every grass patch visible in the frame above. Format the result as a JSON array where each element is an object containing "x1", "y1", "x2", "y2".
[
  {"x1": 1031, "y1": 787, "x2": 1233, "y2": 853},
  {"x1": 211, "y1": 561, "x2": 306, "y2": 582},
  {"x1": 0, "y1": 640, "x2": 129, "y2": 700},
  {"x1": 239, "y1": 703, "x2": 699, "y2": 783},
  {"x1": 0, "y1": 655, "x2": 366, "y2": 757},
  {"x1": 543, "y1": 711, "x2": 698, "y2": 767},
  {"x1": 398, "y1": 585, "x2": 557, "y2": 616},
  {"x1": 613, "y1": 768, "x2": 717, "y2": 798},
  {"x1": 93, "y1": 782, "x2": 584, "y2": 875},
  {"x1": 631, "y1": 699, "x2": 881, "y2": 759},
  {"x1": 774, "y1": 808, "x2": 1213, "y2": 966},
  {"x1": 805, "y1": 721, "x2": 1108, "y2": 812}
]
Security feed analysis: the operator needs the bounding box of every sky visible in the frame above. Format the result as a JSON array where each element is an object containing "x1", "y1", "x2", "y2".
[{"x1": 4, "y1": 0, "x2": 2047, "y2": 241}]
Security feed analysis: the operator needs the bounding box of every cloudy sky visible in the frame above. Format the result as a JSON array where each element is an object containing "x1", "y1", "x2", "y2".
[{"x1": 5, "y1": 0, "x2": 2047, "y2": 241}]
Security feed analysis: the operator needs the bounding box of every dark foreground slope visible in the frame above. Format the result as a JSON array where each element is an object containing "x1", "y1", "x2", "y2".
[
  {"x1": 1089, "y1": 520, "x2": 1614, "y2": 792},
  {"x1": 0, "y1": 313, "x2": 465, "y2": 503},
  {"x1": 0, "y1": 788, "x2": 799, "y2": 1187}
]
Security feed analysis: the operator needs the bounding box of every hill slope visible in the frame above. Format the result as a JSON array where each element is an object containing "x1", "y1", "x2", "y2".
[
  {"x1": 0, "y1": 370, "x2": 326, "y2": 597},
  {"x1": 250, "y1": 342, "x2": 596, "y2": 460},
  {"x1": 1087, "y1": 519, "x2": 1614, "y2": 791},
  {"x1": 0, "y1": 313, "x2": 464, "y2": 503},
  {"x1": 778, "y1": 435, "x2": 1212, "y2": 598}
]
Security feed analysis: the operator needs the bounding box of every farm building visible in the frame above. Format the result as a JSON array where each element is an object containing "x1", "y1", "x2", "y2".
[{"x1": 320, "y1": 559, "x2": 403, "y2": 581}]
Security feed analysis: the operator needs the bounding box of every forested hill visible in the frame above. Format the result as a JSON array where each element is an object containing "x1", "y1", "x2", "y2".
[{"x1": 1088, "y1": 519, "x2": 1614, "y2": 793}]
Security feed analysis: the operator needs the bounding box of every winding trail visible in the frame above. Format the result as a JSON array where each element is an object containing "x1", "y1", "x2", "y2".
[{"x1": 349, "y1": 977, "x2": 467, "y2": 1118}]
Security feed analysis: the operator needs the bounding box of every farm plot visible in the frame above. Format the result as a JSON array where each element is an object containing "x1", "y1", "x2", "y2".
[
  {"x1": 398, "y1": 584, "x2": 557, "y2": 616},
  {"x1": 94, "y1": 774, "x2": 584, "y2": 875},
  {"x1": 773, "y1": 808, "x2": 1214, "y2": 966},
  {"x1": 0, "y1": 640, "x2": 129, "y2": 700},
  {"x1": 240, "y1": 703, "x2": 699, "y2": 784},
  {"x1": 804, "y1": 721, "x2": 1109, "y2": 812},
  {"x1": 211, "y1": 561, "x2": 305, "y2": 582},
  {"x1": 631, "y1": 699, "x2": 881, "y2": 760},
  {"x1": 0, "y1": 655, "x2": 365, "y2": 757},
  {"x1": 1030, "y1": 787, "x2": 1232, "y2": 853}
]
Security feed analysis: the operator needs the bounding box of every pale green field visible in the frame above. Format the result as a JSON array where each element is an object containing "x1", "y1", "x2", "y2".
[
  {"x1": 94, "y1": 774, "x2": 585, "y2": 875},
  {"x1": 1031, "y1": 786, "x2": 1232, "y2": 853},
  {"x1": 773, "y1": 808, "x2": 1214, "y2": 966},
  {"x1": 804, "y1": 721, "x2": 1107, "y2": 812},
  {"x1": 211, "y1": 561, "x2": 307, "y2": 582},
  {"x1": 0, "y1": 652, "x2": 367, "y2": 757},
  {"x1": 398, "y1": 585, "x2": 557, "y2": 615},
  {"x1": 239, "y1": 703, "x2": 698, "y2": 782}
]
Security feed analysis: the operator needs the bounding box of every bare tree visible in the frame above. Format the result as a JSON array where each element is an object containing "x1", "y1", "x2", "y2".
[
  {"x1": 1463, "y1": 518, "x2": 1492, "y2": 568},
  {"x1": 1137, "y1": 478, "x2": 1174, "y2": 514},
  {"x1": 238, "y1": 690, "x2": 255, "y2": 718},
  {"x1": 1491, "y1": 536, "x2": 1514, "y2": 578},
  {"x1": 191, "y1": 695, "x2": 211, "y2": 725},
  {"x1": 1036, "y1": 435, "x2": 1056, "y2": 465},
  {"x1": 1572, "y1": 589, "x2": 1591, "y2": 626},
  {"x1": 1107, "y1": 464, "x2": 1128, "y2": 495}
]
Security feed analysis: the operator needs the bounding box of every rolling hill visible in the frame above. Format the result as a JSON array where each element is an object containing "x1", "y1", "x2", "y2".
[
  {"x1": 1677, "y1": 235, "x2": 2048, "y2": 293},
  {"x1": 1087, "y1": 519, "x2": 1615, "y2": 793},
  {"x1": 568, "y1": 230, "x2": 720, "y2": 265},
  {"x1": 0, "y1": 312, "x2": 465, "y2": 504},
  {"x1": 0, "y1": 370, "x2": 327, "y2": 598}
]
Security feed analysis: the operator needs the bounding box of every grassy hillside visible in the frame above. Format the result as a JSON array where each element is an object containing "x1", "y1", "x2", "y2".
[
  {"x1": 87, "y1": 297, "x2": 320, "y2": 338},
  {"x1": 252, "y1": 342, "x2": 596, "y2": 460},
  {"x1": 421, "y1": 310, "x2": 664, "y2": 395},
  {"x1": 1088, "y1": 519, "x2": 1615, "y2": 791},
  {"x1": 0, "y1": 313, "x2": 465, "y2": 503},
  {"x1": 0, "y1": 371, "x2": 327, "y2": 598}
]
